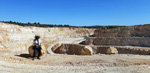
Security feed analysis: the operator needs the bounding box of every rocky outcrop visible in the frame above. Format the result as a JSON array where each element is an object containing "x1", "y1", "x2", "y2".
[{"x1": 0, "y1": 22, "x2": 94, "y2": 52}]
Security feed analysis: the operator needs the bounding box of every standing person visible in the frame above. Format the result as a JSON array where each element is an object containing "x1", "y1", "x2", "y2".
[{"x1": 32, "y1": 35, "x2": 42, "y2": 60}]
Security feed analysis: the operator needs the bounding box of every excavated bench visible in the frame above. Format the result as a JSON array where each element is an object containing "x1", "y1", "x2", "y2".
[
  {"x1": 85, "y1": 37, "x2": 150, "y2": 47},
  {"x1": 91, "y1": 45, "x2": 150, "y2": 55},
  {"x1": 48, "y1": 43, "x2": 150, "y2": 55}
]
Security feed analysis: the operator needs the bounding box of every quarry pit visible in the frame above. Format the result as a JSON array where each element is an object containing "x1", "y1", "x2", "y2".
[{"x1": 0, "y1": 22, "x2": 150, "y2": 73}]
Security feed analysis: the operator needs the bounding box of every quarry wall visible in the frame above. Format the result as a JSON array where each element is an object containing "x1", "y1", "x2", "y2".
[
  {"x1": 89, "y1": 24, "x2": 150, "y2": 47},
  {"x1": 85, "y1": 37, "x2": 150, "y2": 47},
  {"x1": 0, "y1": 22, "x2": 94, "y2": 52},
  {"x1": 94, "y1": 25, "x2": 150, "y2": 37}
]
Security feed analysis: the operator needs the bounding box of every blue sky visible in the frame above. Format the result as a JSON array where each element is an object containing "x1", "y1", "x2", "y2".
[{"x1": 0, "y1": 0, "x2": 150, "y2": 26}]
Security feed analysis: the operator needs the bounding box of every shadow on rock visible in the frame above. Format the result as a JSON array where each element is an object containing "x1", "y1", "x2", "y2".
[
  {"x1": 15, "y1": 54, "x2": 30, "y2": 59},
  {"x1": 89, "y1": 35, "x2": 94, "y2": 37},
  {"x1": 79, "y1": 41, "x2": 85, "y2": 45}
]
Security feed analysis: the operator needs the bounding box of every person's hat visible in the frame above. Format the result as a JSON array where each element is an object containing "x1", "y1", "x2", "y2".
[{"x1": 35, "y1": 35, "x2": 40, "y2": 38}]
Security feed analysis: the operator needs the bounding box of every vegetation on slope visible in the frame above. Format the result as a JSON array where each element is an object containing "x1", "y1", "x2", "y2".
[{"x1": 1, "y1": 21, "x2": 126, "y2": 29}]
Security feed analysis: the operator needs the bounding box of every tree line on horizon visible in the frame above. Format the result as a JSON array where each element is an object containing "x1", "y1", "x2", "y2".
[
  {"x1": 1, "y1": 21, "x2": 126, "y2": 29},
  {"x1": 2, "y1": 21, "x2": 70, "y2": 27}
]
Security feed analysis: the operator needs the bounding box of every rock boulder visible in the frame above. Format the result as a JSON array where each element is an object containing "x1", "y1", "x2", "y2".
[
  {"x1": 28, "y1": 44, "x2": 46, "y2": 57},
  {"x1": 106, "y1": 47, "x2": 118, "y2": 54},
  {"x1": 81, "y1": 46, "x2": 93, "y2": 55}
]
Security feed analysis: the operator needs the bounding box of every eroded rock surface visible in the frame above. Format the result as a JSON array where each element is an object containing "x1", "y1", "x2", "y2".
[
  {"x1": 0, "y1": 22, "x2": 94, "y2": 52},
  {"x1": 94, "y1": 24, "x2": 150, "y2": 37}
]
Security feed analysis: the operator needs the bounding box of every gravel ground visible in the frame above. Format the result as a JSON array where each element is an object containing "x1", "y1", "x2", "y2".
[{"x1": 0, "y1": 50, "x2": 150, "y2": 73}]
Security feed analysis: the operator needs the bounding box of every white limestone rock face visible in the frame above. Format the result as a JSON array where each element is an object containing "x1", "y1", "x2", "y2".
[{"x1": 0, "y1": 22, "x2": 94, "y2": 52}]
